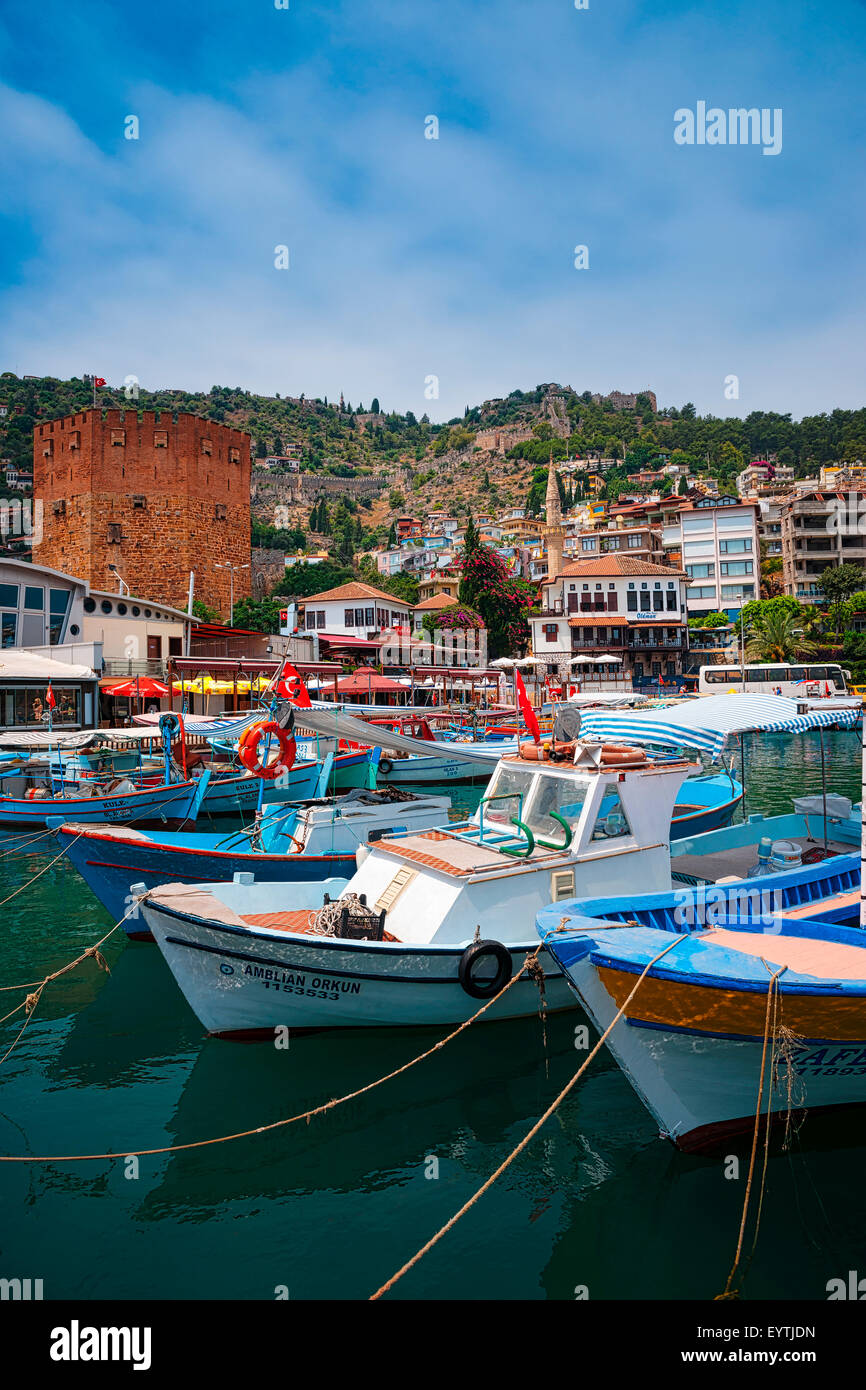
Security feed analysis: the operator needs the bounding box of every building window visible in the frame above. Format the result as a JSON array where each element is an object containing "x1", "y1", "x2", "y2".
[
  {"x1": 581, "y1": 538, "x2": 595, "y2": 551},
  {"x1": 719, "y1": 537, "x2": 752, "y2": 553},
  {"x1": 345, "y1": 609, "x2": 355, "y2": 627},
  {"x1": 543, "y1": 623, "x2": 558, "y2": 641},
  {"x1": 627, "y1": 591, "x2": 638, "y2": 611},
  {"x1": 214, "y1": 504, "x2": 227, "y2": 520},
  {"x1": 108, "y1": 523, "x2": 122, "y2": 543},
  {"x1": 229, "y1": 447, "x2": 240, "y2": 463},
  {"x1": 627, "y1": 534, "x2": 643, "y2": 548},
  {"x1": 110, "y1": 430, "x2": 125, "y2": 447},
  {"x1": 153, "y1": 431, "x2": 168, "y2": 448},
  {"x1": 132, "y1": 495, "x2": 146, "y2": 510},
  {"x1": 720, "y1": 560, "x2": 753, "y2": 576},
  {"x1": 608, "y1": 592, "x2": 618, "y2": 611},
  {"x1": 201, "y1": 438, "x2": 213, "y2": 456},
  {"x1": 652, "y1": 590, "x2": 664, "y2": 610},
  {"x1": 665, "y1": 590, "x2": 677, "y2": 610},
  {"x1": 686, "y1": 563, "x2": 715, "y2": 579},
  {"x1": 24, "y1": 586, "x2": 44, "y2": 610},
  {"x1": 0, "y1": 584, "x2": 19, "y2": 608},
  {"x1": 2, "y1": 613, "x2": 17, "y2": 647}
]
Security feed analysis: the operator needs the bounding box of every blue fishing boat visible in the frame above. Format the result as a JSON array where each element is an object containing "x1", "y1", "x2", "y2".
[
  {"x1": 537, "y1": 855, "x2": 866, "y2": 1152},
  {"x1": 0, "y1": 767, "x2": 212, "y2": 829},
  {"x1": 51, "y1": 784, "x2": 451, "y2": 938}
]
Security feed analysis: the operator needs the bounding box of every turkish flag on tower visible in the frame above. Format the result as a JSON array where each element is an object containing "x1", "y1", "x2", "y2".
[{"x1": 514, "y1": 668, "x2": 541, "y2": 744}]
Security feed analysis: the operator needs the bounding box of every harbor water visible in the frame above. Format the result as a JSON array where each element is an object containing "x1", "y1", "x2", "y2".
[{"x1": 1, "y1": 729, "x2": 864, "y2": 1301}]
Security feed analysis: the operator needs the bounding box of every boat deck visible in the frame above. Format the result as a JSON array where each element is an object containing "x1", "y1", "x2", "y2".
[
  {"x1": 243, "y1": 910, "x2": 401, "y2": 941},
  {"x1": 377, "y1": 828, "x2": 565, "y2": 877},
  {"x1": 702, "y1": 926, "x2": 866, "y2": 980},
  {"x1": 672, "y1": 836, "x2": 854, "y2": 884}
]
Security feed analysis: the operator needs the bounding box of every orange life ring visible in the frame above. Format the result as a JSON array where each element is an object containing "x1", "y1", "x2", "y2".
[
  {"x1": 599, "y1": 743, "x2": 647, "y2": 765},
  {"x1": 238, "y1": 721, "x2": 297, "y2": 779}
]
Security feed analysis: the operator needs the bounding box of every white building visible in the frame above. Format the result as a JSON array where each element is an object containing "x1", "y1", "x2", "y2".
[
  {"x1": 530, "y1": 555, "x2": 690, "y2": 688},
  {"x1": 663, "y1": 497, "x2": 760, "y2": 617},
  {"x1": 299, "y1": 581, "x2": 412, "y2": 639}
]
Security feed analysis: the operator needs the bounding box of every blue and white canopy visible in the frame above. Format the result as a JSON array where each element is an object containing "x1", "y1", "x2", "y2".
[{"x1": 579, "y1": 693, "x2": 860, "y2": 758}]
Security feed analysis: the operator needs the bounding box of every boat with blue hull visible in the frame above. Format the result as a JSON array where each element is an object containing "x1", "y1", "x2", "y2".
[
  {"x1": 0, "y1": 768, "x2": 213, "y2": 830},
  {"x1": 52, "y1": 786, "x2": 451, "y2": 938},
  {"x1": 537, "y1": 854, "x2": 866, "y2": 1152}
]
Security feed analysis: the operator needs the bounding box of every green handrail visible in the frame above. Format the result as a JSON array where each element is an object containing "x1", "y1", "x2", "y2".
[
  {"x1": 534, "y1": 810, "x2": 573, "y2": 852},
  {"x1": 499, "y1": 816, "x2": 535, "y2": 858}
]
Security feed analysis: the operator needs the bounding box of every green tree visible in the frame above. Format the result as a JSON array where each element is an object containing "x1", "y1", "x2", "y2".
[
  {"x1": 744, "y1": 609, "x2": 818, "y2": 663},
  {"x1": 231, "y1": 596, "x2": 282, "y2": 632},
  {"x1": 191, "y1": 598, "x2": 222, "y2": 623},
  {"x1": 370, "y1": 398, "x2": 380, "y2": 413}
]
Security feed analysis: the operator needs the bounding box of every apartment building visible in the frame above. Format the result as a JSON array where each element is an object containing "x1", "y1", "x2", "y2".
[
  {"x1": 736, "y1": 460, "x2": 795, "y2": 496},
  {"x1": 781, "y1": 487, "x2": 866, "y2": 604},
  {"x1": 664, "y1": 496, "x2": 760, "y2": 617}
]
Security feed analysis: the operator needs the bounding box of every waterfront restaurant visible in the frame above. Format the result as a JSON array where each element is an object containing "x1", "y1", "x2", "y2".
[{"x1": 0, "y1": 649, "x2": 100, "y2": 731}]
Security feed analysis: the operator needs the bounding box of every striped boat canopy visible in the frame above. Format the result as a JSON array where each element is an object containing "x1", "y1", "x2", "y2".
[{"x1": 579, "y1": 693, "x2": 860, "y2": 758}]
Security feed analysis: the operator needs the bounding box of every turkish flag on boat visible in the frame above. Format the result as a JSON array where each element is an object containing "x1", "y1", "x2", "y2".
[
  {"x1": 514, "y1": 668, "x2": 541, "y2": 744},
  {"x1": 45, "y1": 683, "x2": 56, "y2": 710},
  {"x1": 93, "y1": 377, "x2": 106, "y2": 388},
  {"x1": 275, "y1": 662, "x2": 312, "y2": 707}
]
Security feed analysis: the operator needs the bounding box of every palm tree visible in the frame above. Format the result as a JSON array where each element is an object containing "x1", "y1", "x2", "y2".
[{"x1": 744, "y1": 609, "x2": 818, "y2": 663}]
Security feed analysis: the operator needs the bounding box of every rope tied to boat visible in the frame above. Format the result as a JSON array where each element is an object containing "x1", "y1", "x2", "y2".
[
  {"x1": 369, "y1": 932, "x2": 687, "y2": 1300},
  {"x1": 0, "y1": 945, "x2": 546, "y2": 1163},
  {"x1": 716, "y1": 962, "x2": 788, "y2": 1301}
]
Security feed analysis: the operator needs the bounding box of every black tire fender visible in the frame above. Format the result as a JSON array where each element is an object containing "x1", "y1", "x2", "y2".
[
  {"x1": 458, "y1": 940, "x2": 513, "y2": 1000},
  {"x1": 379, "y1": 757, "x2": 393, "y2": 775}
]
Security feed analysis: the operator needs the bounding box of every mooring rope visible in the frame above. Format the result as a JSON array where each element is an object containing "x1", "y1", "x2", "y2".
[
  {"x1": 716, "y1": 963, "x2": 787, "y2": 1300},
  {"x1": 0, "y1": 947, "x2": 545, "y2": 1163},
  {"x1": 369, "y1": 933, "x2": 686, "y2": 1300}
]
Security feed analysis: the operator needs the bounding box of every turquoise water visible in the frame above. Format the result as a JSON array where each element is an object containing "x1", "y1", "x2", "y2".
[{"x1": 0, "y1": 731, "x2": 864, "y2": 1301}]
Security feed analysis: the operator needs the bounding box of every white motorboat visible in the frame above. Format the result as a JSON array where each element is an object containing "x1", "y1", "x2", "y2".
[{"x1": 141, "y1": 742, "x2": 701, "y2": 1036}]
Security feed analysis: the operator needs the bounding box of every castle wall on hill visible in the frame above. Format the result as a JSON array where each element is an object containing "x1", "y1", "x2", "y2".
[{"x1": 33, "y1": 408, "x2": 251, "y2": 612}]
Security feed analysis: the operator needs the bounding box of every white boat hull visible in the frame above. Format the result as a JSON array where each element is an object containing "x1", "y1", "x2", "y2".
[
  {"x1": 567, "y1": 956, "x2": 866, "y2": 1151},
  {"x1": 144, "y1": 903, "x2": 572, "y2": 1034}
]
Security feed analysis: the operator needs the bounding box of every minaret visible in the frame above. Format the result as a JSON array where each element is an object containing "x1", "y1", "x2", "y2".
[{"x1": 544, "y1": 452, "x2": 564, "y2": 581}]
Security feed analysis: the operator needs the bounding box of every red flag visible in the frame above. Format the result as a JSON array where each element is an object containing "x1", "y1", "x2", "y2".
[
  {"x1": 46, "y1": 683, "x2": 56, "y2": 710},
  {"x1": 275, "y1": 662, "x2": 312, "y2": 708},
  {"x1": 93, "y1": 377, "x2": 106, "y2": 388},
  {"x1": 514, "y1": 668, "x2": 541, "y2": 744}
]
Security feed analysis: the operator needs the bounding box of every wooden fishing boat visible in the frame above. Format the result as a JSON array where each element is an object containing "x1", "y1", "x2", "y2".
[
  {"x1": 537, "y1": 858, "x2": 866, "y2": 1151},
  {"x1": 139, "y1": 744, "x2": 711, "y2": 1035},
  {"x1": 0, "y1": 767, "x2": 212, "y2": 829}
]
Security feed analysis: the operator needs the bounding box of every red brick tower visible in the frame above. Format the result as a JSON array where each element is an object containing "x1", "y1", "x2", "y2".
[{"x1": 33, "y1": 409, "x2": 251, "y2": 615}]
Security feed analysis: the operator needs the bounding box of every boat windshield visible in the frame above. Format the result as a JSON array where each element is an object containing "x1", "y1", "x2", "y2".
[
  {"x1": 481, "y1": 763, "x2": 534, "y2": 827},
  {"x1": 481, "y1": 764, "x2": 589, "y2": 841},
  {"x1": 524, "y1": 773, "x2": 589, "y2": 838}
]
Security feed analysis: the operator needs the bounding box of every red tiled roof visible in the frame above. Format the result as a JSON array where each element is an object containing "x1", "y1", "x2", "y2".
[
  {"x1": 413, "y1": 593, "x2": 459, "y2": 611},
  {"x1": 554, "y1": 556, "x2": 687, "y2": 579},
  {"x1": 300, "y1": 581, "x2": 409, "y2": 606}
]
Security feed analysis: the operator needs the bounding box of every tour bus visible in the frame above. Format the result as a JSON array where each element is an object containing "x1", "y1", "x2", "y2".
[{"x1": 698, "y1": 662, "x2": 851, "y2": 699}]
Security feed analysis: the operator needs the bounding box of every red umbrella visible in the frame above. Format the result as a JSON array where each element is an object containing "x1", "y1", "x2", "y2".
[
  {"x1": 336, "y1": 667, "x2": 407, "y2": 694},
  {"x1": 104, "y1": 677, "x2": 170, "y2": 698}
]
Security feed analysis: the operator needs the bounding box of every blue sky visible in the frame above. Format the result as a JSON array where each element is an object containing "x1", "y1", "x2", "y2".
[{"x1": 0, "y1": 0, "x2": 864, "y2": 421}]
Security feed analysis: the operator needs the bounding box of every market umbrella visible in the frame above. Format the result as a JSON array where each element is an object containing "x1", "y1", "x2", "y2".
[{"x1": 105, "y1": 677, "x2": 169, "y2": 698}]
